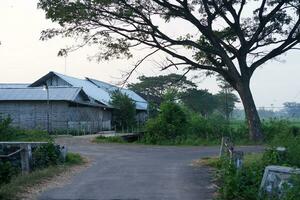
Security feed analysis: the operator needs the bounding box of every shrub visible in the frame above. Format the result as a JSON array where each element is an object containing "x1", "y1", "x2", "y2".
[
  {"x1": 0, "y1": 117, "x2": 52, "y2": 142},
  {"x1": 217, "y1": 156, "x2": 263, "y2": 200},
  {"x1": 281, "y1": 175, "x2": 300, "y2": 200},
  {"x1": 262, "y1": 119, "x2": 293, "y2": 141},
  {"x1": 186, "y1": 113, "x2": 209, "y2": 139},
  {"x1": 0, "y1": 118, "x2": 11, "y2": 135},
  {"x1": 65, "y1": 153, "x2": 84, "y2": 165},
  {"x1": 217, "y1": 131, "x2": 300, "y2": 200},
  {"x1": 143, "y1": 101, "x2": 187, "y2": 144},
  {"x1": 31, "y1": 143, "x2": 63, "y2": 169},
  {"x1": 110, "y1": 90, "x2": 136, "y2": 130},
  {"x1": 269, "y1": 135, "x2": 300, "y2": 168},
  {"x1": 0, "y1": 161, "x2": 18, "y2": 185},
  {"x1": 94, "y1": 136, "x2": 126, "y2": 143}
]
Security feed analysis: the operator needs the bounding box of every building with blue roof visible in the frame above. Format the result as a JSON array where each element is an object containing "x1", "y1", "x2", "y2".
[{"x1": 0, "y1": 72, "x2": 148, "y2": 132}]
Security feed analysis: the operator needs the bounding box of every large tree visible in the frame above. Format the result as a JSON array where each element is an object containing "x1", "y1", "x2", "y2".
[
  {"x1": 38, "y1": 0, "x2": 300, "y2": 141},
  {"x1": 181, "y1": 88, "x2": 217, "y2": 116},
  {"x1": 128, "y1": 73, "x2": 196, "y2": 105}
]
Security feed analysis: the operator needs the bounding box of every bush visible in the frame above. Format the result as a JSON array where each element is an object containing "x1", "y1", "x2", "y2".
[
  {"x1": 281, "y1": 175, "x2": 300, "y2": 200},
  {"x1": 262, "y1": 119, "x2": 295, "y2": 141},
  {"x1": 217, "y1": 156, "x2": 263, "y2": 200},
  {"x1": 143, "y1": 101, "x2": 187, "y2": 144},
  {"x1": 65, "y1": 153, "x2": 84, "y2": 165},
  {"x1": 31, "y1": 143, "x2": 63, "y2": 169},
  {"x1": 94, "y1": 136, "x2": 126, "y2": 143},
  {"x1": 0, "y1": 161, "x2": 18, "y2": 185},
  {"x1": 186, "y1": 112, "x2": 209, "y2": 139},
  {"x1": 217, "y1": 130, "x2": 300, "y2": 200},
  {"x1": 110, "y1": 90, "x2": 136, "y2": 130},
  {"x1": 0, "y1": 118, "x2": 11, "y2": 134},
  {"x1": 0, "y1": 117, "x2": 52, "y2": 142}
]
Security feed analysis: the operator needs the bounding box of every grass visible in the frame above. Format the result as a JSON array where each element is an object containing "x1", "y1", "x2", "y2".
[
  {"x1": 93, "y1": 136, "x2": 127, "y2": 144},
  {"x1": 65, "y1": 152, "x2": 85, "y2": 165},
  {"x1": 0, "y1": 128, "x2": 53, "y2": 142},
  {"x1": 0, "y1": 152, "x2": 85, "y2": 200},
  {"x1": 198, "y1": 152, "x2": 263, "y2": 169},
  {"x1": 93, "y1": 135, "x2": 263, "y2": 147}
]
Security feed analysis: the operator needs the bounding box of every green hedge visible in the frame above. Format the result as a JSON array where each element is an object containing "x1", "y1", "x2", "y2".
[{"x1": 217, "y1": 133, "x2": 300, "y2": 200}]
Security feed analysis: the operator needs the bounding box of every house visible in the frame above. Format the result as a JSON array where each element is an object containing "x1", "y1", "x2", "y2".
[{"x1": 0, "y1": 72, "x2": 148, "y2": 133}]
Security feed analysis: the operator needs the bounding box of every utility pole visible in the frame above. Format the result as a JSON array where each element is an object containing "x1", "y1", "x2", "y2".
[
  {"x1": 43, "y1": 84, "x2": 50, "y2": 134},
  {"x1": 225, "y1": 87, "x2": 229, "y2": 121}
]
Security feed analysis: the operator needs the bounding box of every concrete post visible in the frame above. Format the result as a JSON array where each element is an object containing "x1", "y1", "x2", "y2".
[{"x1": 20, "y1": 144, "x2": 32, "y2": 174}]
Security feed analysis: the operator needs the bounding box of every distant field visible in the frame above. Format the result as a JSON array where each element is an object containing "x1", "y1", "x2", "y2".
[
  {"x1": 289, "y1": 121, "x2": 300, "y2": 127},
  {"x1": 229, "y1": 119, "x2": 300, "y2": 128}
]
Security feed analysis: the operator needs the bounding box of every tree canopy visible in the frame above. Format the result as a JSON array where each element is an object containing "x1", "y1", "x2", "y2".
[
  {"x1": 128, "y1": 73, "x2": 196, "y2": 105},
  {"x1": 110, "y1": 90, "x2": 136, "y2": 129},
  {"x1": 283, "y1": 102, "x2": 300, "y2": 118},
  {"x1": 128, "y1": 74, "x2": 239, "y2": 117},
  {"x1": 181, "y1": 88, "x2": 217, "y2": 116},
  {"x1": 38, "y1": 0, "x2": 300, "y2": 141}
]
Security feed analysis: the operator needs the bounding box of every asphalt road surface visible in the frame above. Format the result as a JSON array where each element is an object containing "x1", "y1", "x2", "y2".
[{"x1": 38, "y1": 137, "x2": 264, "y2": 200}]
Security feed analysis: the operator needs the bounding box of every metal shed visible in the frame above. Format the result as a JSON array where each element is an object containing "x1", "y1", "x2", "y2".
[{"x1": 0, "y1": 71, "x2": 148, "y2": 133}]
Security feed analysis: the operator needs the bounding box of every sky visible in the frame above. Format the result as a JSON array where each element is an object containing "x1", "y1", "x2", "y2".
[{"x1": 0, "y1": 0, "x2": 299, "y2": 109}]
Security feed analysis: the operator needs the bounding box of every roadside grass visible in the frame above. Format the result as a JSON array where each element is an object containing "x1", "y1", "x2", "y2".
[
  {"x1": 93, "y1": 135, "x2": 262, "y2": 147},
  {"x1": 93, "y1": 136, "x2": 127, "y2": 144},
  {"x1": 0, "y1": 128, "x2": 53, "y2": 142},
  {"x1": 196, "y1": 152, "x2": 263, "y2": 169},
  {"x1": 0, "y1": 152, "x2": 85, "y2": 200}
]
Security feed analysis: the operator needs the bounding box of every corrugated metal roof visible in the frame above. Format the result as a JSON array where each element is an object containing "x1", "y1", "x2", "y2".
[
  {"x1": 29, "y1": 71, "x2": 148, "y2": 110},
  {"x1": 0, "y1": 87, "x2": 81, "y2": 101},
  {"x1": 53, "y1": 72, "x2": 113, "y2": 107},
  {"x1": 86, "y1": 78, "x2": 148, "y2": 110},
  {"x1": 0, "y1": 84, "x2": 29, "y2": 88}
]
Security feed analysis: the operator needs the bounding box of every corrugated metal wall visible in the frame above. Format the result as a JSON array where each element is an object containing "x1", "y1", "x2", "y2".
[{"x1": 0, "y1": 101, "x2": 112, "y2": 133}]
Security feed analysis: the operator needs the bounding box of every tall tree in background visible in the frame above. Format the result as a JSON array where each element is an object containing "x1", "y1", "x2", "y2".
[
  {"x1": 283, "y1": 102, "x2": 300, "y2": 118},
  {"x1": 128, "y1": 74, "x2": 196, "y2": 111},
  {"x1": 110, "y1": 90, "x2": 136, "y2": 130},
  {"x1": 216, "y1": 75, "x2": 239, "y2": 120},
  {"x1": 215, "y1": 91, "x2": 240, "y2": 119},
  {"x1": 38, "y1": 0, "x2": 300, "y2": 141},
  {"x1": 181, "y1": 89, "x2": 217, "y2": 116}
]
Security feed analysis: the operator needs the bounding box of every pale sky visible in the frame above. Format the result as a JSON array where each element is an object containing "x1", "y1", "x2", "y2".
[{"x1": 0, "y1": 0, "x2": 299, "y2": 109}]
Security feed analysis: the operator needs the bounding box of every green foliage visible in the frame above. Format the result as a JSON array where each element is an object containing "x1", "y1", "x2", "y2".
[
  {"x1": 0, "y1": 161, "x2": 18, "y2": 185},
  {"x1": 110, "y1": 90, "x2": 136, "y2": 130},
  {"x1": 0, "y1": 154, "x2": 85, "y2": 200},
  {"x1": 143, "y1": 101, "x2": 187, "y2": 144},
  {"x1": 94, "y1": 136, "x2": 126, "y2": 143},
  {"x1": 128, "y1": 74, "x2": 239, "y2": 118},
  {"x1": 269, "y1": 136, "x2": 300, "y2": 168},
  {"x1": 65, "y1": 153, "x2": 84, "y2": 165},
  {"x1": 217, "y1": 156, "x2": 263, "y2": 200},
  {"x1": 215, "y1": 91, "x2": 240, "y2": 119},
  {"x1": 262, "y1": 119, "x2": 296, "y2": 141},
  {"x1": 143, "y1": 103, "x2": 247, "y2": 145},
  {"x1": 0, "y1": 117, "x2": 11, "y2": 134},
  {"x1": 128, "y1": 74, "x2": 196, "y2": 117},
  {"x1": 216, "y1": 126, "x2": 300, "y2": 200},
  {"x1": 181, "y1": 89, "x2": 217, "y2": 116},
  {"x1": 281, "y1": 175, "x2": 300, "y2": 200},
  {"x1": 38, "y1": 0, "x2": 300, "y2": 142},
  {"x1": 32, "y1": 143, "x2": 63, "y2": 169},
  {"x1": 0, "y1": 117, "x2": 52, "y2": 142}
]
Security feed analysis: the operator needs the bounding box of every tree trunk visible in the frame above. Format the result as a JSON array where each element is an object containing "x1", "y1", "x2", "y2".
[{"x1": 236, "y1": 80, "x2": 263, "y2": 141}]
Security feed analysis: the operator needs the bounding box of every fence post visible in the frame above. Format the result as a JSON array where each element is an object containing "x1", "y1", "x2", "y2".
[{"x1": 20, "y1": 144, "x2": 32, "y2": 174}]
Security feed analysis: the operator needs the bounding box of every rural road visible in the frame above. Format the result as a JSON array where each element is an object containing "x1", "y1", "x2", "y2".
[{"x1": 38, "y1": 136, "x2": 264, "y2": 200}]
